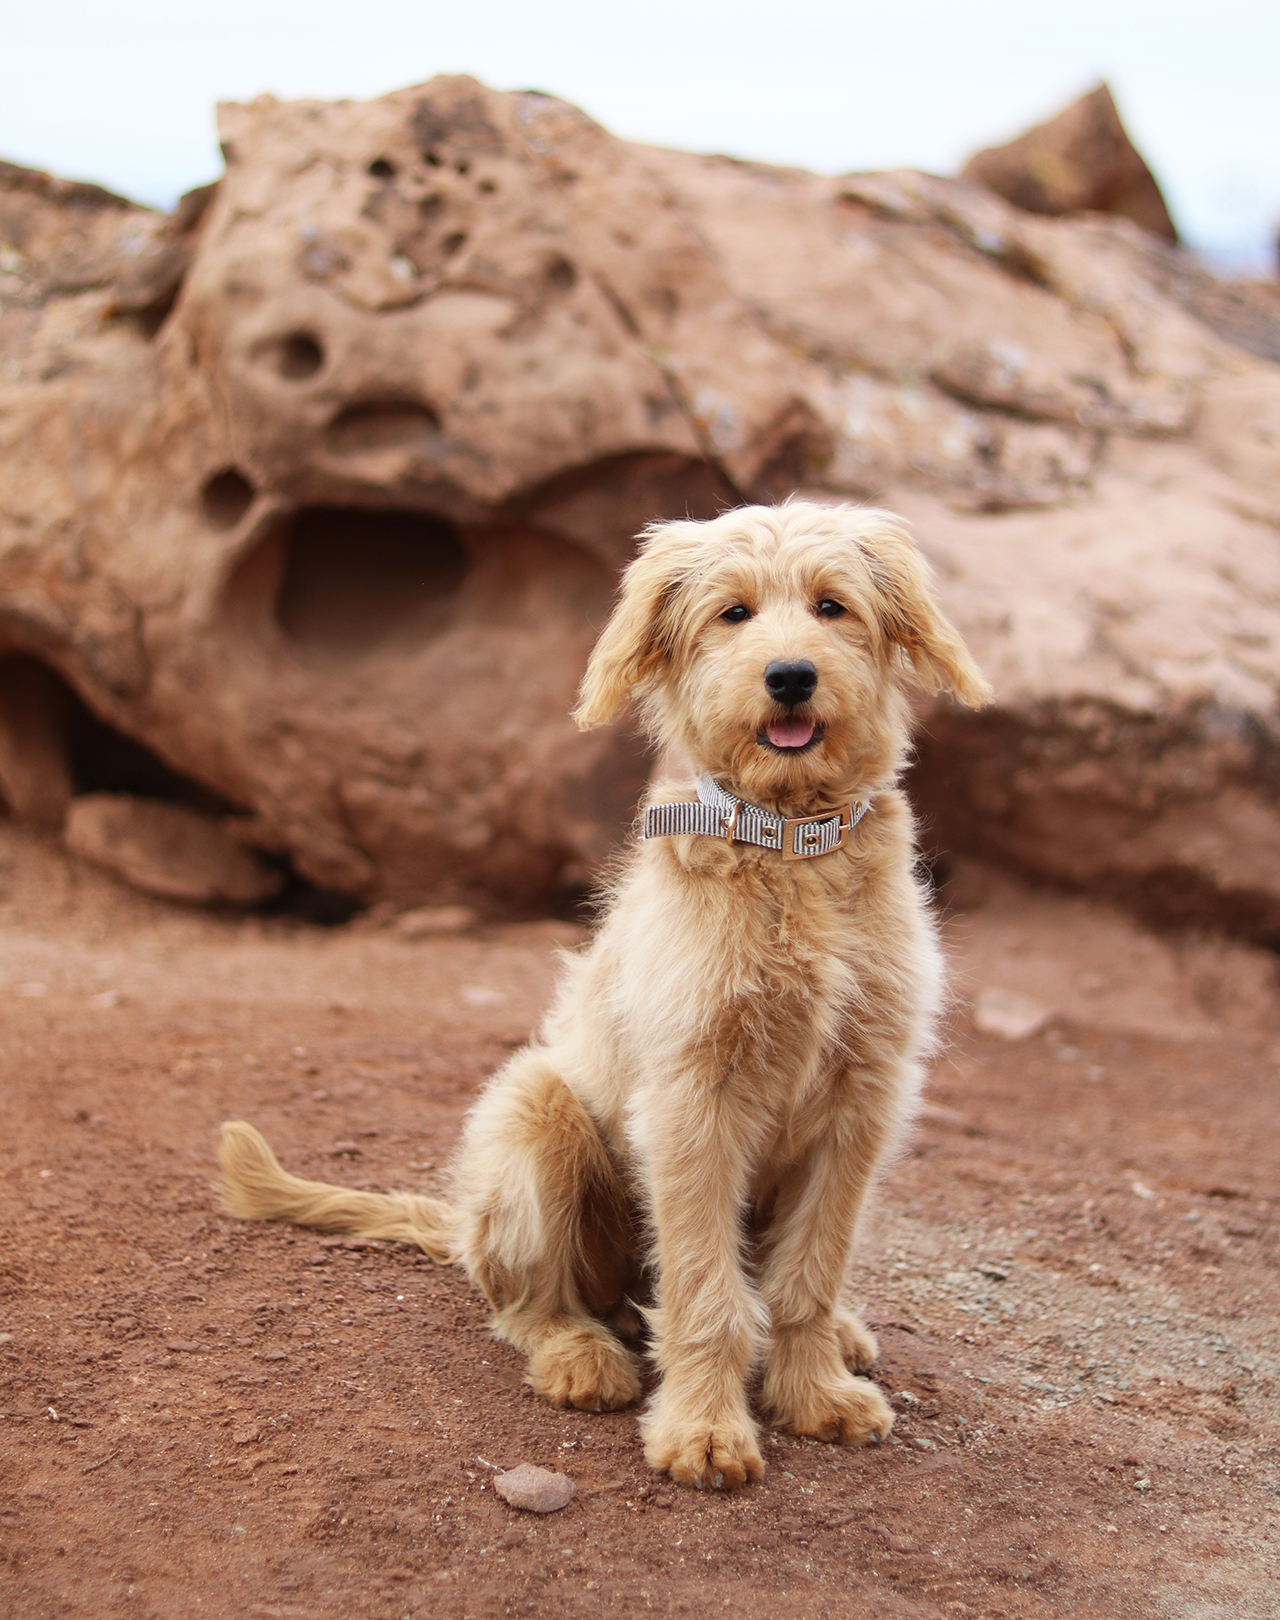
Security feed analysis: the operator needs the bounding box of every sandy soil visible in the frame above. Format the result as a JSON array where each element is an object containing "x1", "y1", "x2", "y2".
[{"x1": 0, "y1": 825, "x2": 1277, "y2": 1620}]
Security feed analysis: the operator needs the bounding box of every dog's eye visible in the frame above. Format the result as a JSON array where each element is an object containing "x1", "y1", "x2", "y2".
[
  {"x1": 720, "y1": 605, "x2": 752, "y2": 624},
  {"x1": 816, "y1": 599, "x2": 846, "y2": 619}
]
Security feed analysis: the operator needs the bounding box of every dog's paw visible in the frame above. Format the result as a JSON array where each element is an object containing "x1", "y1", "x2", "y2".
[
  {"x1": 833, "y1": 1308, "x2": 879, "y2": 1372},
  {"x1": 526, "y1": 1327, "x2": 640, "y2": 1413},
  {"x1": 642, "y1": 1408, "x2": 765, "y2": 1490},
  {"x1": 772, "y1": 1373, "x2": 894, "y2": 1446},
  {"x1": 644, "y1": 1420, "x2": 765, "y2": 1490}
]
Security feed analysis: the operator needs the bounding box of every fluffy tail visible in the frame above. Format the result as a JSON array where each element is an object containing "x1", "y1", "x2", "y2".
[{"x1": 218, "y1": 1121, "x2": 459, "y2": 1263}]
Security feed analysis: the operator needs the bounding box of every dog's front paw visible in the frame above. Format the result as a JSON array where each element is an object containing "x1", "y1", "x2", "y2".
[
  {"x1": 526, "y1": 1326, "x2": 641, "y2": 1412},
  {"x1": 642, "y1": 1404, "x2": 765, "y2": 1490},
  {"x1": 834, "y1": 1308, "x2": 878, "y2": 1372},
  {"x1": 772, "y1": 1373, "x2": 894, "y2": 1446}
]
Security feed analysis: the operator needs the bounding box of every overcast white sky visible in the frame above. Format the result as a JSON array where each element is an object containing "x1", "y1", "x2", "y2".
[{"x1": 3, "y1": 1, "x2": 1277, "y2": 271}]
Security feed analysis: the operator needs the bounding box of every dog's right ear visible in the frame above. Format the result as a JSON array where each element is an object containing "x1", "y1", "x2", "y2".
[{"x1": 573, "y1": 523, "x2": 702, "y2": 729}]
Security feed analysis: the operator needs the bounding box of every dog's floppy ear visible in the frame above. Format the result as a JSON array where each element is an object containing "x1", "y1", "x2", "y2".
[
  {"x1": 573, "y1": 522, "x2": 703, "y2": 729},
  {"x1": 857, "y1": 516, "x2": 993, "y2": 709}
]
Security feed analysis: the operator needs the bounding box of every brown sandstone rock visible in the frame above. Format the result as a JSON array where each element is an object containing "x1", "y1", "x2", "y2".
[
  {"x1": 644, "y1": 150, "x2": 1280, "y2": 938},
  {"x1": 960, "y1": 82, "x2": 1178, "y2": 243},
  {"x1": 2, "y1": 77, "x2": 1280, "y2": 936},
  {"x1": 65, "y1": 795, "x2": 283, "y2": 905},
  {"x1": 0, "y1": 77, "x2": 822, "y2": 913}
]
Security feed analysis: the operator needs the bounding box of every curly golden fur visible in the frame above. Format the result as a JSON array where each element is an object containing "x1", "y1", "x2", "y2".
[{"x1": 219, "y1": 500, "x2": 991, "y2": 1489}]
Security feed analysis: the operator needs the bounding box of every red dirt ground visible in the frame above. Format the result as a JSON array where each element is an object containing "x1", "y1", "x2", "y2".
[{"x1": 0, "y1": 826, "x2": 1276, "y2": 1619}]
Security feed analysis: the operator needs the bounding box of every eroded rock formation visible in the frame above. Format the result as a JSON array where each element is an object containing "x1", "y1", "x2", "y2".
[
  {"x1": 0, "y1": 81, "x2": 825, "y2": 911},
  {"x1": 960, "y1": 82, "x2": 1178, "y2": 243},
  {"x1": 2, "y1": 78, "x2": 1280, "y2": 934}
]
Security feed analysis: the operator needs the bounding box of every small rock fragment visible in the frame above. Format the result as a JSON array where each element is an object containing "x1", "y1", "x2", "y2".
[
  {"x1": 493, "y1": 1463, "x2": 575, "y2": 1513},
  {"x1": 394, "y1": 904, "x2": 479, "y2": 939},
  {"x1": 971, "y1": 987, "x2": 1050, "y2": 1041},
  {"x1": 461, "y1": 984, "x2": 506, "y2": 1008}
]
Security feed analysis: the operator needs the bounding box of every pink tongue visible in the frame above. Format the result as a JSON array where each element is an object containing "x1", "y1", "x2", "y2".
[{"x1": 766, "y1": 716, "x2": 816, "y2": 749}]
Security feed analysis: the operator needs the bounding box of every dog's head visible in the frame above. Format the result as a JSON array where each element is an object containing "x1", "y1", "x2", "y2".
[{"x1": 574, "y1": 502, "x2": 991, "y2": 808}]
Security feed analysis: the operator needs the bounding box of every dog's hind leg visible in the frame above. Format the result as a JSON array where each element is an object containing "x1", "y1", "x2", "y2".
[
  {"x1": 454, "y1": 1047, "x2": 641, "y2": 1413},
  {"x1": 756, "y1": 1085, "x2": 898, "y2": 1447}
]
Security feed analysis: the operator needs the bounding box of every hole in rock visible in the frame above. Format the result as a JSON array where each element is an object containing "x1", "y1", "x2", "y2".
[
  {"x1": 131, "y1": 283, "x2": 182, "y2": 340},
  {"x1": 441, "y1": 232, "x2": 467, "y2": 257},
  {"x1": 0, "y1": 654, "x2": 238, "y2": 821},
  {"x1": 0, "y1": 656, "x2": 365, "y2": 919},
  {"x1": 546, "y1": 256, "x2": 577, "y2": 292},
  {"x1": 367, "y1": 157, "x2": 396, "y2": 179},
  {"x1": 424, "y1": 150, "x2": 443, "y2": 168},
  {"x1": 256, "y1": 863, "x2": 365, "y2": 926},
  {"x1": 275, "y1": 332, "x2": 325, "y2": 381},
  {"x1": 200, "y1": 468, "x2": 255, "y2": 530},
  {"x1": 325, "y1": 400, "x2": 442, "y2": 455},
  {"x1": 274, "y1": 507, "x2": 468, "y2": 659},
  {"x1": 69, "y1": 695, "x2": 240, "y2": 817}
]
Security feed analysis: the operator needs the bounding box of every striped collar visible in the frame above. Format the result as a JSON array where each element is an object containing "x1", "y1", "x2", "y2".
[{"x1": 642, "y1": 774, "x2": 870, "y2": 861}]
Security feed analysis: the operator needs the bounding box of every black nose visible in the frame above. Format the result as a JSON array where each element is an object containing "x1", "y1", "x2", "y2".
[{"x1": 764, "y1": 660, "x2": 818, "y2": 707}]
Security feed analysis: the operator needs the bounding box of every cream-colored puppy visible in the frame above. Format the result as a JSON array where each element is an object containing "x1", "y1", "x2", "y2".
[{"x1": 220, "y1": 500, "x2": 990, "y2": 1489}]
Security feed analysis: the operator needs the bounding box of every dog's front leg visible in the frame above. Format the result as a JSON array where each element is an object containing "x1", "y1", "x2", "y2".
[
  {"x1": 755, "y1": 1088, "x2": 897, "y2": 1446},
  {"x1": 635, "y1": 1085, "x2": 768, "y2": 1490}
]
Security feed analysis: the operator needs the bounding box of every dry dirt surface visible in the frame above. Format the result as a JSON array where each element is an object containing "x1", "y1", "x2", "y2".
[{"x1": 0, "y1": 824, "x2": 1277, "y2": 1620}]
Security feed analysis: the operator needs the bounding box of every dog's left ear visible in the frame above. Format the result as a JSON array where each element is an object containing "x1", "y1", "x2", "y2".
[
  {"x1": 859, "y1": 517, "x2": 993, "y2": 708},
  {"x1": 573, "y1": 522, "x2": 703, "y2": 729}
]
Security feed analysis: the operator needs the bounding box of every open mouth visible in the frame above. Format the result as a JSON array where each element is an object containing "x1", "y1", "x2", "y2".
[{"x1": 757, "y1": 718, "x2": 824, "y2": 753}]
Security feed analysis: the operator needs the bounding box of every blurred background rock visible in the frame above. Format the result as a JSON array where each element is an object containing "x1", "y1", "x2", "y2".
[{"x1": 0, "y1": 9, "x2": 1278, "y2": 940}]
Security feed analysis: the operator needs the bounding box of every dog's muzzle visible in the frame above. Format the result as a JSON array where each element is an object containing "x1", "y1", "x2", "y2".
[{"x1": 642, "y1": 775, "x2": 870, "y2": 861}]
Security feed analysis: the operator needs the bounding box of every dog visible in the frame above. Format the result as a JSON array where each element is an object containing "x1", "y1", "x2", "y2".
[{"x1": 219, "y1": 499, "x2": 991, "y2": 1489}]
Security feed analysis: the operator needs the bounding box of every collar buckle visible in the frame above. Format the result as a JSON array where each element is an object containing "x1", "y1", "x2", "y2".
[{"x1": 780, "y1": 809, "x2": 851, "y2": 861}]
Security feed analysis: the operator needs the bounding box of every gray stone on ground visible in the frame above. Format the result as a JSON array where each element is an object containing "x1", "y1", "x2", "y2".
[
  {"x1": 971, "y1": 988, "x2": 1052, "y2": 1041},
  {"x1": 394, "y1": 904, "x2": 479, "y2": 938},
  {"x1": 493, "y1": 1463, "x2": 576, "y2": 1514}
]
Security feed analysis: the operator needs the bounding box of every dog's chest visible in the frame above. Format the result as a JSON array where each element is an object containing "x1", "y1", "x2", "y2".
[
  {"x1": 598, "y1": 836, "x2": 923, "y2": 1113},
  {"x1": 684, "y1": 869, "x2": 886, "y2": 1087}
]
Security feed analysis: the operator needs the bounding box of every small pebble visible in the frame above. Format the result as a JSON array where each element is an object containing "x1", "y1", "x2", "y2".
[
  {"x1": 395, "y1": 904, "x2": 478, "y2": 940},
  {"x1": 971, "y1": 988, "x2": 1049, "y2": 1041},
  {"x1": 493, "y1": 1463, "x2": 575, "y2": 1513},
  {"x1": 912, "y1": 1436, "x2": 936, "y2": 1450}
]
